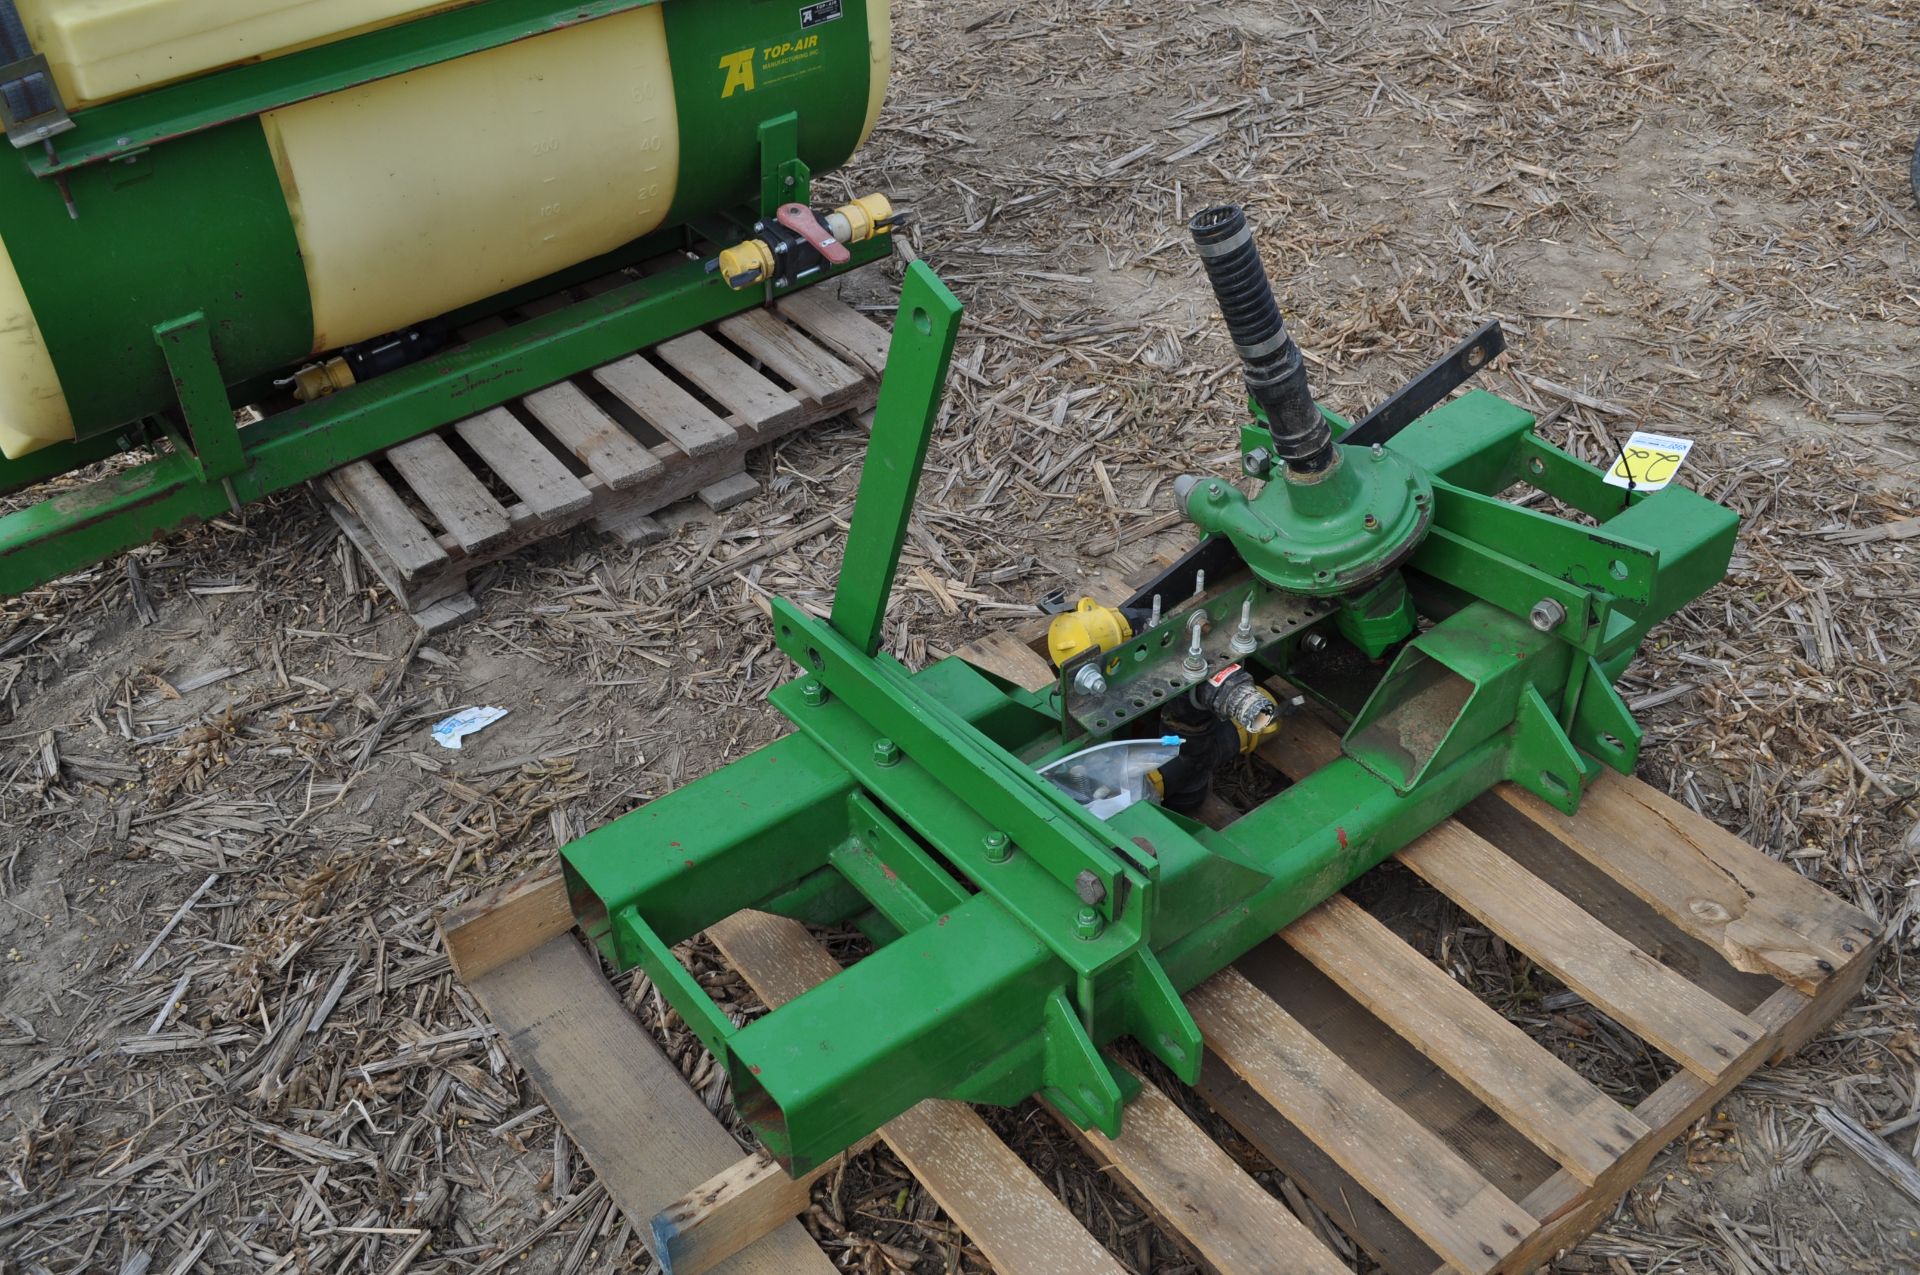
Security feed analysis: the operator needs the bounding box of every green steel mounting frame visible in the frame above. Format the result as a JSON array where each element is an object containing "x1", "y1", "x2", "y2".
[{"x1": 562, "y1": 254, "x2": 1738, "y2": 1176}]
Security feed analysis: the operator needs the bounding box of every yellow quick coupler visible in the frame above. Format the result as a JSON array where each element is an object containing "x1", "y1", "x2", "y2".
[
  {"x1": 290, "y1": 356, "x2": 356, "y2": 402},
  {"x1": 716, "y1": 238, "x2": 778, "y2": 289},
  {"x1": 1047, "y1": 596, "x2": 1132, "y2": 669}
]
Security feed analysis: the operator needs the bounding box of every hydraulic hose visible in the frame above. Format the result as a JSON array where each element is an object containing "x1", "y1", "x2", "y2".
[{"x1": 1190, "y1": 205, "x2": 1335, "y2": 475}]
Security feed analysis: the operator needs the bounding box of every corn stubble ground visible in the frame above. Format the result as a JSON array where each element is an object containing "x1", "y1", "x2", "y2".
[{"x1": 1, "y1": 1, "x2": 1917, "y2": 1272}]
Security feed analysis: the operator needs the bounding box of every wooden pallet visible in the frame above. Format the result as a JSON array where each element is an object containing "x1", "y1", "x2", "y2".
[
  {"x1": 438, "y1": 633, "x2": 1878, "y2": 1275},
  {"x1": 318, "y1": 282, "x2": 888, "y2": 630}
]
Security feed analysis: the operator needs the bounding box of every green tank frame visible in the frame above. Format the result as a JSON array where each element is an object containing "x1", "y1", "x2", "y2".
[{"x1": 561, "y1": 258, "x2": 1738, "y2": 1175}]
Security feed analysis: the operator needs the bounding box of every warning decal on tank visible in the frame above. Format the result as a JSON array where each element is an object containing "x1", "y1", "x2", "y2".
[
  {"x1": 800, "y1": 0, "x2": 843, "y2": 27},
  {"x1": 1604, "y1": 430, "x2": 1694, "y2": 492}
]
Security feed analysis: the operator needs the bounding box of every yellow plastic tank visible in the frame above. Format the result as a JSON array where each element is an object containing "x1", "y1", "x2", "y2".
[{"x1": 15, "y1": 1, "x2": 490, "y2": 107}]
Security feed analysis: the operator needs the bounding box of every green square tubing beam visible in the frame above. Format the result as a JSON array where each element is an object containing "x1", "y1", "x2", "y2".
[{"x1": 0, "y1": 234, "x2": 891, "y2": 593}]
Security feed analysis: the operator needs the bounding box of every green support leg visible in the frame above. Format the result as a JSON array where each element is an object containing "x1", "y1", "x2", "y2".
[
  {"x1": 828, "y1": 262, "x2": 963, "y2": 655},
  {"x1": 154, "y1": 313, "x2": 244, "y2": 493}
]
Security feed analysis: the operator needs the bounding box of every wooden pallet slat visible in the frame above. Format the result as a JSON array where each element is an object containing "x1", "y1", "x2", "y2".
[
  {"x1": 775, "y1": 289, "x2": 893, "y2": 376},
  {"x1": 455, "y1": 407, "x2": 595, "y2": 522},
  {"x1": 1198, "y1": 1049, "x2": 1442, "y2": 1274},
  {"x1": 1400, "y1": 822, "x2": 1767, "y2": 1082},
  {"x1": 717, "y1": 308, "x2": 865, "y2": 408},
  {"x1": 1190, "y1": 968, "x2": 1537, "y2": 1275},
  {"x1": 1497, "y1": 776, "x2": 1874, "y2": 993},
  {"x1": 1284, "y1": 893, "x2": 1651, "y2": 1187},
  {"x1": 462, "y1": 933, "x2": 834, "y2": 1275},
  {"x1": 522, "y1": 381, "x2": 665, "y2": 491},
  {"x1": 593, "y1": 355, "x2": 738, "y2": 459},
  {"x1": 1059, "y1": 1064, "x2": 1352, "y2": 1275},
  {"x1": 386, "y1": 433, "x2": 513, "y2": 553},
  {"x1": 653, "y1": 1136, "x2": 882, "y2": 1275},
  {"x1": 328, "y1": 460, "x2": 448, "y2": 580},
  {"x1": 656, "y1": 330, "x2": 805, "y2": 434}
]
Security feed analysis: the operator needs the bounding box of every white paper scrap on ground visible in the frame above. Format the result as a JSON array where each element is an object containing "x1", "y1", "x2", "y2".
[
  {"x1": 432, "y1": 706, "x2": 509, "y2": 750},
  {"x1": 1605, "y1": 431, "x2": 1695, "y2": 492}
]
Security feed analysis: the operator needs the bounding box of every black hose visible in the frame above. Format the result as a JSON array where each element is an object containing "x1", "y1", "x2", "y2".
[{"x1": 1190, "y1": 205, "x2": 1335, "y2": 475}]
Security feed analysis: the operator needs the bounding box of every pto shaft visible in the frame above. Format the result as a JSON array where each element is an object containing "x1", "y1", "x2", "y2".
[{"x1": 1190, "y1": 205, "x2": 1335, "y2": 476}]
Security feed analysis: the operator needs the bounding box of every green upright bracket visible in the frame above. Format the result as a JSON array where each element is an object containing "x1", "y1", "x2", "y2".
[
  {"x1": 153, "y1": 313, "x2": 244, "y2": 485},
  {"x1": 828, "y1": 262, "x2": 962, "y2": 655},
  {"x1": 758, "y1": 112, "x2": 811, "y2": 216}
]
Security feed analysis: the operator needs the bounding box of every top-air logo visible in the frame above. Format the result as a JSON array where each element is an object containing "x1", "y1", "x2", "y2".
[
  {"x1": 800, "y1": 0, "x2": 843, "y2": 27},
  {"x1": 718, "y1": 47, "x2": 756, "y2": 97}
]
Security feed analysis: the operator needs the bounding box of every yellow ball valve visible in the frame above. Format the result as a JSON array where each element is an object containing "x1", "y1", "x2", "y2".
[{"x1": 714, "y1": 193, "x2": 898, "y2": 290}]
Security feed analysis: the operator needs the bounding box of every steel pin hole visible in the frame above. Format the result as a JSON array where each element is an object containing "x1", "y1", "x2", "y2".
[{"x1": 912, "y1": 307, "x2": 931, "y2": 335}]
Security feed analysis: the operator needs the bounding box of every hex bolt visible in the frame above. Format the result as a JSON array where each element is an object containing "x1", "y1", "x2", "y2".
[
  {"x1": 1371, "y1": 443, "x2": 1385, "y2": 460},
  {"x1": 1302, "y1": 632, "x2": 1328, "y2": 653},
  {"x1": 1195, "y1": 569, "x2": 1206, "y2": 595},
  {"x1": 1148, "y1": 593, "x2": 1162, "y2": 628},
  {"x1": 1075, "y1": 869, "x2": 1106, "y2": 905},
  {"x1": 1243, "y1": 446, "x2": 1271, "y2": 477},
  {"x1": 1182, "y1": 611, "x2": 1209, "y2": 675},
  {"x1": 873, "y1": 737, "x2": 901, "y2": 767},
  {"x1": 1074, "y1": 905, "x2": 1105, "y2": 940},
  {"x1": 801, "y1": 680, "x2": 826, "y2": 707},
  {"x1": 984, "y1": 830, "x2": 1012, "y2": 863},
  {"x1": 1529, "y1": 598, "x2": 1568, "y2": 632},
  {"x1": 1073, "y1": 664, "x2": 1107, "y2": 695},
  {"x1": 1230, "y1": 596, "x2": 1258, "y2": 655}
]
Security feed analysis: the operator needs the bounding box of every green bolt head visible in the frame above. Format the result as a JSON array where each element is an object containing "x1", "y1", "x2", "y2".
[
  {"x1": 801, "y1": 680, "x2": 825, "y2": 707},
  {"x1": 873, "y1": 737, "x2": 901, "y2": 767},
  {"x1": 983, "y1": 830, "x2": 1012, "y2": 862},
  {"x1": 1074, "y1": 905, "x2": 1104, "y2": 940}
]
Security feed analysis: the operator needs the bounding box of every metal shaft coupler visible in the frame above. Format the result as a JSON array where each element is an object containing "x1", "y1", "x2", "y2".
[{"x1": 1190, "y1": 205, "x2": 1335, "y2": 476}]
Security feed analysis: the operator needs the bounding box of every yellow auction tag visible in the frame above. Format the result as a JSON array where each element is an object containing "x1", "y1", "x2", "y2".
[{"x1": 1605, "y1": 431, "x2": 1694, "y2": 491}]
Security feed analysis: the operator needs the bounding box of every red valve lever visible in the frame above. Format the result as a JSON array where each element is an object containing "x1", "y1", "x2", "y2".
[{"x1": 776, "y1": 202, "x2": 850, "y2": 265}]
